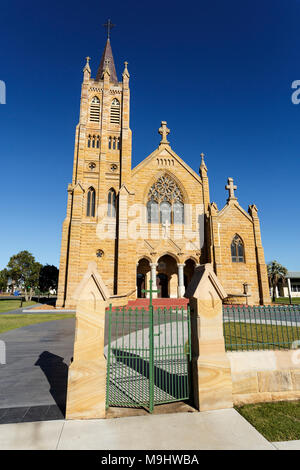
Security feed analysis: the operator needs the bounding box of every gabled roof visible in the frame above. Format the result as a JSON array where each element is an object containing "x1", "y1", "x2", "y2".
[
  {"x1": 71, "y1": 181, "x2": 85, "y2": 193},
  {"x1": 96, "y1": 39, "x2": 118, "y2": 83},
  {"x1": 132, "y1": 145, "x2": 202, "y2": 185},
  {"x1": 216, "y1": 200, "x2": 253, "y2": 222}
]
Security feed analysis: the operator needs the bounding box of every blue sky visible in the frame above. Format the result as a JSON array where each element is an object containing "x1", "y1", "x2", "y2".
[{"x1": 0, "y1": 0, "x2": 299, "y2": 270}]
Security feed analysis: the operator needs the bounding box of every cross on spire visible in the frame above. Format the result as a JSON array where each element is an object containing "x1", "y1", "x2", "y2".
[
  {"x1": 103, "y1": 19, "x2": 115, "y2": 39},
  {"x1": 158, "y1": 121, "x2": 170, "y2": 145},
  {"x1": 225, "y1": 177, "x2": 237, "y2": 201}
]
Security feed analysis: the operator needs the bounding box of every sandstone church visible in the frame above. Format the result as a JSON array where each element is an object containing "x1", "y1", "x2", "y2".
[{"x1": 56, "y1": 32, "x2": 271, "y2": 309}]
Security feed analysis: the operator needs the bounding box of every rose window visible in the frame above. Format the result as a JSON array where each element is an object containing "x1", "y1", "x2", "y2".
[
  {"x1": 148, "y1": 175, "x2": 183, "y2": 203},
  {"x1": 147, "y1": 175, "x2": 184, "y2": 224}
]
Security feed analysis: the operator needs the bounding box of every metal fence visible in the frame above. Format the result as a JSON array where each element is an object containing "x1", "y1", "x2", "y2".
[
  {"x1": 223, "y1": 305, "x2": 300, "y2": 351},
  {"x1": 105, "y1": 305, "x2": 191, "y2": 413}
]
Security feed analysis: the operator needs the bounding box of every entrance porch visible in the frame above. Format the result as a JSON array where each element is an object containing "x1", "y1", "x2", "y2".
[{"x1": 136, "y1": 255, "x2": 196, "y2": 299}]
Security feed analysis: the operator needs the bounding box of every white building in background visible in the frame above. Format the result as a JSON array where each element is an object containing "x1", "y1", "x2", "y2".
[{"x1": 279, "y1": 272, "x2": 300, "y2": 298}]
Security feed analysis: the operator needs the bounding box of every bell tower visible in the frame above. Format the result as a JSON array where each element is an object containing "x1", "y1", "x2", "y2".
[
  {"x1": 72, "y1": 23, "x2": 132, "y2": 194},
  {"x1": 57, "y1": 22, "x2": 132, "y2": 308}
]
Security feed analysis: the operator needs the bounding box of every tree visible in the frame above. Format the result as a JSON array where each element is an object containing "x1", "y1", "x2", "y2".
[
  {"x1": 267, "y1": 260, "x2": 288, "y2": 302},
  {"x1": 39, "y1": 264, "x2": 59, "y2": 293},
  {"x1": 7, "y1": 251, "x2": 42, "y2": 301},
  {"x1": 0, "y1": 268, "x2": 9, "y2": 293}
]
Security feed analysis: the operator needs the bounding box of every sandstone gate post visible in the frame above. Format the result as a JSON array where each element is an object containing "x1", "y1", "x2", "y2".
[
  {"x1": 66, "y1": 262, "x2": 110, "y2": 419},
  {"x1": 186, "y1": 263, "x2": 233, "y2": 411}
]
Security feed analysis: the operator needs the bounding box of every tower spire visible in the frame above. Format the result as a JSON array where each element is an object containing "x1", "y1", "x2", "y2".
[{"x1": 96, "y1": 20, "x2": 118, "y2": 82}]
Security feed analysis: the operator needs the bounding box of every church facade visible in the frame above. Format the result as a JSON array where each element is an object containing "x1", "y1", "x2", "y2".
[{"x1": 56, "y1": 37, "x2": 271, "y2": 309}]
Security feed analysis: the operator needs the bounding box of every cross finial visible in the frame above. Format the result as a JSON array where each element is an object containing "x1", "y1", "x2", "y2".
[
  {"x1": 122, "y1": 61, "x2": 130, "y2": 79},
  {"x1": 103, "y1": 19, "x2": 115, "y2": 39},
  {"x1": 83, "y1": 56, "x2": 91, "y2": 76},
  {"x1": 199, "y1": 152, "x2": 207, "y2": 175},
  {"x1": 158, "y1": 121, "x2": 170, "y2": 145},
  {"x1": 123, "y1": 61, "x2": 128, "y2": 72},
  {"x1": 225, "y1": 177, "x2": 237, "y2": 201}
]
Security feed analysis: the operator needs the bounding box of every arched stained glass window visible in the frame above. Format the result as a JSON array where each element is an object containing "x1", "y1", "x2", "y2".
[
  {"x1": 108, "y1": 188, "x2": 116, "y2": 218},
  {"x1": 147, "y1": 200, "x2": 159, "y2": 223},
  {"x1": 87, "y1": 187, "x2": 96, "y2": 217},
  {"x1": 148, "y1": 175, "x2": 183, "y2": 204},
  {"x1": 173, "y1": 202, "x2": 184, "y2": 224},
  {"x1": 160, "y1": 201, "x2": 171, "y2": 224},
  {"x1": 231, "y1": 235, "x2": 245, "y2": 263}
]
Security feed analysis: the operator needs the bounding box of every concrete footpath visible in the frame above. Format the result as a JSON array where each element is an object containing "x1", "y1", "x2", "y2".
[
  {"x1": 0, "y1": 304, "x2": 42, "y2": 315},
  {"x1": 272, "y1": 440, "x2": 300, "y2": 450},
  {"x1": 0, "y1": 409, "x2": 276, "y2": 450}
]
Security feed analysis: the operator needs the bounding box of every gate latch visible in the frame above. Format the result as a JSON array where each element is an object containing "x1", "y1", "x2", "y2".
[{"x1": 153, "y1": 331, "x2": 161, "y2": 336}]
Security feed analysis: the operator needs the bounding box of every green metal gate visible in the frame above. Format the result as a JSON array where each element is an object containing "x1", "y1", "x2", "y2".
[{"x1": 105, "y1": 284, "x2": 191, "y2": 413}]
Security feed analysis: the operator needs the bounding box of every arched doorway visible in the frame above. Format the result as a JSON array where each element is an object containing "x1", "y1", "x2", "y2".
[
  {"x1": 157, "y1": 254, "x2": 178, "y2": 298},
  {"x1": 136, "y1": 258, "x2": 150, "y2": 298},
  {"x1": 137, "y1": 273, "x2": 145, "y2": 298},
  {"x1": 156, "y1": 273, "x2": 168, "y2": 298},
  {"x1": 184, "y1": 259, "x2": 196, "y2": 291}
]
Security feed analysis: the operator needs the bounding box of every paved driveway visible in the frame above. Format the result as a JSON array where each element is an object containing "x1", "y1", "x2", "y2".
[{"x1": 0, "y1": 318, "x2": 75, "y2": 423}]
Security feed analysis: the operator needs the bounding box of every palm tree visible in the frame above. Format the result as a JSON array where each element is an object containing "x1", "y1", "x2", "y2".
[{"x1": 267, "y1": 260, "x2": 288, "y2": 302}]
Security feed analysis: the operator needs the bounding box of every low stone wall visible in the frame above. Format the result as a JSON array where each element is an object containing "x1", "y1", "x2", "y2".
[{"x1": 227, "y1": 349, "x2": 300, "y2": 406}]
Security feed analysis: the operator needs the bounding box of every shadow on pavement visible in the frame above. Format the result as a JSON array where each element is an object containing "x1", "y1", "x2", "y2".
[
  {"x1": 35, "y1": 351, "x2": 68, "y2": 416},
  {"x1": 112, "y1": 348, "x2": 187, "y2": 400}
]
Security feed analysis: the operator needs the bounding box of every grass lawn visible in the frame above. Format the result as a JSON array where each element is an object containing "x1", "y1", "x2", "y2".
[
  {"x1": 275, "y1": 297, "x2": 300, "y2": 305},
  {"x1": 237, "y1": 401, "x2": 300, "y2": 441},
  {"x1": 0, "y1": 314, "x2": 75, "y2": 334},
  {"x1": 0, "y1": 300, "x2": 36, "y2": 313},
  {"x1": 224, "y1": 322, "x2": 300, "y2": 351}
]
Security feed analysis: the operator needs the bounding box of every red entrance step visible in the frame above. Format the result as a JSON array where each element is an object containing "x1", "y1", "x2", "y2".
[
  {"x1": 106, "y1": 298, "x2": 189, "y2": 311},
  {"x1": 127, "y1": 298, "x2": 189, "y2": 309}
]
